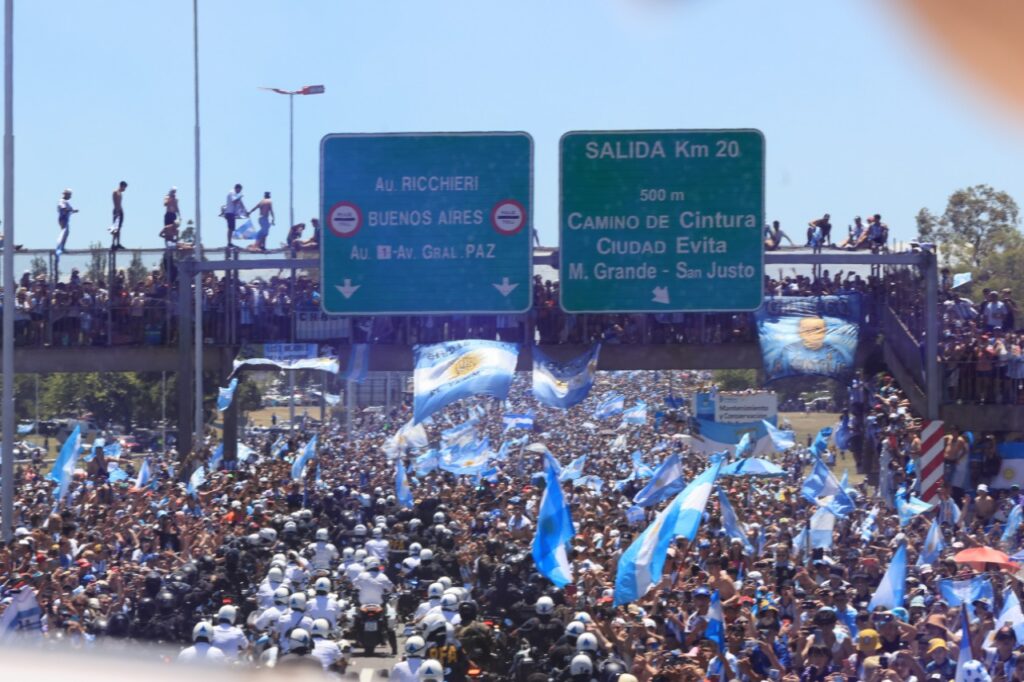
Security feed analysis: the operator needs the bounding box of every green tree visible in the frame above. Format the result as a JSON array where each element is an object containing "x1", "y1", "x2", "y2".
[
  {"x1": 126, "y1": 250, "x2": 148, "y2": 288},
  {"x1": 712, "y1": 369, "x2": 758, "y2": 391},
  {"x1": 29, "y1": 255, "x2": 48, "y2": 280},
  {"x1": 916, "y1": 184, "x2": 1021, "y2": 268},
  {"x1": 86, "y1": 241, "x2": 108, "y2": 283}
]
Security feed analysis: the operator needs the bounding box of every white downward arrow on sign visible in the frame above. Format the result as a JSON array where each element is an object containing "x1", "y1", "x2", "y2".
[
  {"x1": 652, "y1": 286, "x2": 670, "y2": 304},
  {"x1": 336, "y1": 279, "x2": 361, "y2": 299},
  {"x1": 493, "y1": 277, "x2": 518, "y2": 297}
]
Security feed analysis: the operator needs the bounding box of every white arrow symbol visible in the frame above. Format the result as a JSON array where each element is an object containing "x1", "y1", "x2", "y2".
[
  {"x1": 336, "y1": 279, "x2": 361, "y2": 299},
  {"x1": 493, "y1": 277, "x2": 518, "y2": 297},
  {"x1": 652, "y1": 286, "x2": 670, "y2": 304}
]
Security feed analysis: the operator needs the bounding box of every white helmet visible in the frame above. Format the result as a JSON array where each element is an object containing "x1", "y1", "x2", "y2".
[
  {"x1": 283, "y1": 520, "x2": 298, "y2": 533},
  {"x1": 247, "y1": 533, "x2": 261, "y2": 546},
  {"x1": 363, "y1": 556, "x2": 379, "y2": 571},
  {"x1": 311, "y1": 618, "x2": 331, "y2": 638},
  {"x1": 404, "y1": 635, "x2": 427, "y2": 657},
  {"x1": 409, "y1": 542, "x2": 422, "y2": 556},
  {"x1": 217, "y1": 604, "x2": 237, "y2": 624},
  {"x1": 271, "y1": 553, "x2": 288, "y2": 568},
  {"x1": 420, "y1": 548, "x2": 434, "y2": 561},
  {"x1": 418, "y1": 659, "x2": 444, "y2": 681},
  {"x1": 536, "y1": 596, "x2": 555, "y2": 615},
  {"x1": 316, "y1": 528, "x2": 329, "y2": 542},
  {"x1": 300, "y1": 509, "x2": 313, "y2": 521},
  {"x1": 565, "y1": 621, "x2": 586, "y2": 638},
  {"x1": 289, "y1": 592, "x2": 307, "y2": 612},
  {"x1": 273, "y1": 586, "x2": 290, "y2": 605},
  {"x1": 354, "y1": 524, "x2": 367, "y2": 537},
  {"x1": 288, "y1": 627, "x2": 311, "y2": 651},
  {"x1": 314, "y1": 577, "x2": 331, "y2": 594},
  {"x1": 372, "y1": 526, "x2": 383, "y2": 538},
  {"x1": 440, "y1": 593, "x2": 459, "y2": 611},
  {"x1": 354, "y1": 549, "x2": 368, "y2": 562},
  {"x1": 422, "y1": 613, "x2": 447, "y2": 639},
  {"x1": 342, "y1": 547, "x2": 355, "y2": 560},
  {"x1": 409, "y1": 518, "x2": 423, "y2": 530},
  {"x1": 574, "y1": 611, "x2": 593, "y2": 624},
  {"x1": 402, "y1": 557, "x2": 419, "y2": 573},
  {"x1": 433, "y1": 512, "x2": 446, "y2": 524},
  {"x1": 268, "y1": 566, "x2": 285, "y2": 583},
  {"x1": 570, "y1": 654, "x2": 594, "y2": 676},
  {"x1": 437, "y1": 576, "x2": 452, "y2": 590},
  {"x1": 428, "y1": 582, "x2": 444, "y2": 599},
  {"x1": 259, "y1": 527, "x2": 277, "y2": 545},
  {"x1": 192, "y1": 621, "x2": 213, "y2": 642},
  {"x1": 577, "y1": 632, "x2": 599, "y2": 653}
]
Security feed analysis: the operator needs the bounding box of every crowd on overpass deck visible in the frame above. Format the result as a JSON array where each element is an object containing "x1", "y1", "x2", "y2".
[{"x1": 1, "y1": 362, "x2": 1023, "y2": 682}]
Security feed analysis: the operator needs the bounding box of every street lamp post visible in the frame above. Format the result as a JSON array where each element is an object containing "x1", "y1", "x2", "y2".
[{"x1": 260, "y1": 85, "x2": 324, "y2": 428}]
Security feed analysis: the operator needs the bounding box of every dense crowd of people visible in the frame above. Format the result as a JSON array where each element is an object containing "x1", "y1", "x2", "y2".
[{"x1": 0, "y1": 367, "x2": 1021, "y2": 681}]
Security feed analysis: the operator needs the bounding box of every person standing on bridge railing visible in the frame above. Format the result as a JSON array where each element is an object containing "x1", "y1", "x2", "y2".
[
  {"x1": 56, "y1": 188, "x2": 78, "y2": 256},
  {"x1": 251, "y1": 191, "x2": 275, "y2": 252},
  {"x1": 222, "y1": 183, "x2": 249, "y2": 250},
  {"x1": 110, "y1": 180, "x2": 128, "y2": 251}
]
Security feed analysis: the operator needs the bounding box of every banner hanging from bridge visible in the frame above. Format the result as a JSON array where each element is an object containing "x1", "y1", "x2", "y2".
[{"x1": 755, "y1": 295, "x2": 861, "y2": 382}]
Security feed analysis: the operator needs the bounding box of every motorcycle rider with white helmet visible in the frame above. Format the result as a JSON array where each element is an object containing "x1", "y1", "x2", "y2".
[
  {"x1": 210, "y1": 604, "x2": 248, "y2": 661},
  {"x1": 391, "y1": 635, "x2": 428, "y2": 682},
  {"x1": 306, "y1": 528, "x2": 339, "y2": 571},
  {"x1": 309, "y1": 617, "x2": 349, "y2": 673},
  {"x1": 274, "y1": 592, "x2": 314, "y2": 653},
  {"x1": 256, "y1": 565, "x2": 290, "y2": 609},
  {"x1": 307, "y1": 576, "x2": 343, "y2": 628},
  {"x1": 178, "y1": 621, "x2": 227, "y2": 663}
]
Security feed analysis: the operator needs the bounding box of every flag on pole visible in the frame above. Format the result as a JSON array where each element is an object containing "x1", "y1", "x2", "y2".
[
  {"x1": 632, "y1": 453, "x2": 685, "y2": 508},
  {"x1": 762, "y1": 419, "x2": 795, "y2": 450},
  {"x1": 0, "y1": 588, "x2": 44, "y2": 641},
  {"x1": 48, "y1": 424, "x2": 82, "y2": 482},
  {"x1": 622, "y1": 401, "x2": 648, "y2": 425},
  {"x1": 342, "y1": 344, "x2": 370, "y2": 384},
  {"x1": 395, "y1": 459, "x2": 414, "y2": 508},
  {"x1": 717, "y1": 487, "x2": 754, "y2": 553},
  {"x1": 209, "y1": 443, "x2": 224, "y2": 471},
  {"x1": 291, "y1": 435, "x2": 318, "y2": 481},
  {"x1": 705, "y1": 589, "x2": 726, "y2": 653},
  {"x1": 187, "y1": 465, "x2": 206, "y2": 497},
  {"x1": 532, "y1": 344, "x2": 600, "y2": 409},
  {"x1": 133, "y1": 459, "x2": 152, "y2": 491},
  {"x1": 997, "y1": 587, "x2": 1024, "y2": 644},
  {"x1": 533, "y1": 451, "x2": 575, "y2": 587},
  {"x1": 503, "y1": 413, "x2": 535, "y2": 431},
  {"x1": 809, "y1": 427, "x2": 833, "y2": 457},
  {"x1": 594, "y1": 393, "x2": 625, "y2": 419},
  {"x1": 919, "y1": 420, "x2": 945, "y2": 504},
  {"x1": 412, "y1": 341, "x2": 518, "y2": 423},
  {"x1": 868, "y1": 543, "x2": 907, "y2": 611},
  {"x1": 955, "y1": 608, "x2": 973, "y2": 682},
  {"x1": 232, "y1": 218, "x2": 259, "y2": 239},
  {"x1": 918, "y1": 516, "x2": 945, "y2": 566},
  {"x1": 735, "y1": 432, "x2": 753, "y2": 459},
  {"x1": 216, "y1": 378, "x2": 239, "y2": 412}
]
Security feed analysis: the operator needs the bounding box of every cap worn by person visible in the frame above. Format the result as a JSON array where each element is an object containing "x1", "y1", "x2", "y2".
[
  {"x1": 857, "y1": 629, "x2": 881, "y2": 653},
  {"x1": 928, "y1": 639, "x2": 949, "y2": 654}
]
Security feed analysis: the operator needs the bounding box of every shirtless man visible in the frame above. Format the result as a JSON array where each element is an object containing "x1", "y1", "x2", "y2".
[
  {"x1": 974, "y1": 484, "x2": 997, "y2": 524},
  {"x1": 163, "y1": 187, "x2": 180, "y2": 231},
  {"x1": 111, "y1": 181, "x2": 127, "y2": 250},
  {"x1": 251, "y1": 192, "x2": 276, "y2": 252}
]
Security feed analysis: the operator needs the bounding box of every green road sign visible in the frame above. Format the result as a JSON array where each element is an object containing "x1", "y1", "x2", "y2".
[
  {"x1": 559, "y1": 129, "x2": 764, "y2": 312},
  {"x1": 320, "y1": 132, "x2": 532, "y2": 314}
]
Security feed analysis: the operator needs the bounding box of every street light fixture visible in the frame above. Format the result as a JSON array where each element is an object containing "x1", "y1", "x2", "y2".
[{"x1": 259, "y1": 84, "x2": 326, "y2": 231}]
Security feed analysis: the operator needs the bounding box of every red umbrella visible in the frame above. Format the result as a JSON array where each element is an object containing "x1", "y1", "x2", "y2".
[{"x1": 952, "y1": 546, "x2": 1020, "y2": 571}]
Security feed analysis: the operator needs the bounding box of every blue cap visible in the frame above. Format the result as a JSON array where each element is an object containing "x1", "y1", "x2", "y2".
[{"x1": 694, "y1": 586, "x2": 711, "y2": 597}]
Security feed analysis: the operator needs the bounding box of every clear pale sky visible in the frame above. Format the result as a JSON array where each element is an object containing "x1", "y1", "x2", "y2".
[{"x1": 3, "y1": 0, "x2": 1024, "y2": 251}]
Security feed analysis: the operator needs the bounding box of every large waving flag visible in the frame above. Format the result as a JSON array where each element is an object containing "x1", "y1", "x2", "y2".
[
  {"x1": 632, "y1": 453, "x2": 685, "y2": 508},
  {"x1": 918, "y1": 516, "x2": 945, "y2": 566},
  {"x1": 133, "y1": 459, "x2": 153, "y2": 491},
  {"x1": 559, "y1": 454, "x2": 588, "y2": 483},
  {"x1": 868, "y1": 543, "x2": 907, "y2": 611},
  {"x1": 623, "y1": 401, "x2": 648, "y2": 426},
  {"x1": 997, "y1": 587, "x2": 1024, "y2": 644},
  {"x1": 834, "y1": 414, "x2": 853, "y2": 451},
  {"x1": 630, "y1": 450, "x2": 654, "y2": 479},
  {"x1": 801, "y1": 457, "x2": 856, "y2": 517},
  {"x1": 896, "y1": 486, "x2": 934, "y2": 527},
  {"x1": 187, "y1": 465, "x2": 206, "y2": 497},
  {"x1": 271, "y1": 435, "x2": 288, "y2": 460},
  {"x1": 414, "y1": 449, "x2": 441, "y2": 476},
  {"x1": 56, "y1": 435, "x2": 83, "y2": 502},
  {"x1": 48, "y1": 424, "x2": 82, "y2": 482},
  {"x1": 413, "y1": 341, "x2": 518, "y2": 423},
  {"x1": 209, "y1": 442, "x2": 224, "y2": 471},
  {"x1": 342, "y1": 344, "x2": 370, "y2": 384},
  {"x1": 396, "y1": 459, "x2": 414, "y2": 508},
  {"x1": 809, "y1": 427, "x2": 833, "y2": 457},
  {"x1": 442, "y1": 417, "x2": 479, "y2": 447},
  {"x1": 939, "y1": 576, "x2": 994, "y2": 622},
  {"x1": 1002, "y1": 504, "x2": 1022, "y2": 549},
  {"x1": 291, "y1": 435, "x2": 318, "y2": 481},
  {"x1": 705, "y1": 590, "x2": 726, "y2": 653},
  {"x1": 532, "y1": 344, "x2": 600, "y2": 409},
  {"x1": 503, "y1": 413, "x2": 535, "y2": 432},
  {"x1": 956, "y1": 608, "x2": 973, "y2": 682},
  {"x1": 793, "y1": 506, "x2": 837, "y2": 555},
  {"x1": 735, "y1": 432, "x2": 753, "y2": 459},
  {"x1": 217, "y1": 378, "x2": 239, "y2": 412},
  {"x1": 614, "y1": 460, "x2": 723, "y2": 605},
  {"x1": 717, "y1": 488, "x2": 754, "y2": 553},
  {"x1": 0, "y1": 588, "x2": 44, "y2": 641},
  {"x1": 439, "y1": 438, "x2": 492, "y2": 477},
  {"x1": 762, "y1": 419, "x2": 795, "y2": 450},
  {"x1": 594, "y1": 393, "x2": 625, "y2": 419},
  {"x1": 533, "y1": 452, "x2": 575, "y2": 587}
]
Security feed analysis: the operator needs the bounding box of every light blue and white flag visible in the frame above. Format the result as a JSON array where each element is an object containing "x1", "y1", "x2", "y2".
[
  {"x1": 576, "y1": 475, "x2": 605, "y2": 495},
  {"x1": 56, "y1": 434, "x2": 83, "y2": 502},
  {"x1": 414, "y1": 449, "x2": 441, "y2": 476},
  {"x1": 594, "y1": 393, "x2": 625, "y2": 419},
  {"x1": 209, "y1": 443, "x2": 224, "y2": 471},
  {"x1": 440, "y1": 438, "x2": 492, "y2": 477},
  {"x1": 413, "y1": 340, "x2": 518, "y2": 423},
  {"x1": 237, "y1": 442, "x2": 255, "y2": 463},
  {"x1": 614, "y1": 460, "x2": 723, "y2": 605},
  {"x1": 396, "y1": 458, "x2": 414, "y2": 508},
  {"x1": 952, "y1": 272, "x2": 973, "y2": 289},
  {"x1": 630, "y1": 450, "x2": 654, "y2": 479},
  {"x1": 793, "y1": 507, "x2": 837, "y2": 555},
  {"x1": 324, "y1": 392, "x2": 341, "y2": 406},
  {"x1": 559, "y1": 454, "x2": 588, "y2": 483},
  {"x1": 532, "y1": 344, "x2": 600, "y2": 409},
  {"x1": 342, "y1": 344, "x2": 370, "y2": 384},
  {"x1": 291, "y1": 435, "x2": 318, "y2": 482},
  {"x1": 271, "y1": 435, "x2": 288, "y2": 460},
  {"x1": 939, "y1": 498, "x2": 962, "y2": 527},
  {"x1": 533, "y1": 452, "x2": 575, "y2": 587},
  {"x1": 623, "y1": 401, "x2": 648, "y2": 426},
  {"x1": 860, "y1": 507, "x2": 879, "y2": 542},
  {"x1": 0, "y1": 588, "x2": 44, "y2": 641},
  {"x1": 632, "y1": 453, "x2": 685, "y2": 508},
  {"x1": 187, "y1": 465, "x2": 206, "y2": 497},
  {"x1": 997, "y1": 588, "x2": 1024, "y2": 644},
  {"x1": 896, "y1": 487, "x2": 934, "y2": 527},
  {"x1": 834, "y1": 414, "x2": 853, "y2": 451},
  {"x1": 918, "y1": 516, "x2": 945, "y2": 566},
  {"x1": 939, "y1": 575, "x2": 994, "y2": 622},
  {"x1": 801, "y1": 457, "x2": 856, "y2": 517},
  {"x1": 868, "y1": 543, "x2": 907, "y2": 611},
  {"x1": 810, "y1": 427, "x2": 833, "y2": 457},
  {"x1": 133, "y1": 459, "x2": 152, "y2": 490},
  {"x1": 717, "y1": 487, "x2": 754, "y2": 553},
  {"x1": 956, "y1": 608, "x2": 972, "y2": 682},
  {"x1": 705, "y1": 590, "x2": 726, "y2": 653},
  {"x1": 16, "y1": 422, "x2": 35, "y2": 435},
  {"x1": 735, "y1": 432, "x2": 753, "y2": 459},
  {"x1": 503, "y1": 413, "x2": 535, "y2": 432},
  {"x1": 442, "y1": 417, "x2": 479, "y2": 447},
  {"x1": 48, "y1": 424, "x2": 82, "y2": 482},
  {"x1": 763, "y1": 419, "x2": 796, "y2": 450},
  {"x1": 232, "y1": 218, "x2": 259, "y2": 239},
  {"x1": 216, "y1": 377, "x2": 238, "y2": 412},
  {"x1": 1002, "y1": 504, "x2": 1023, "y2": 549}
]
